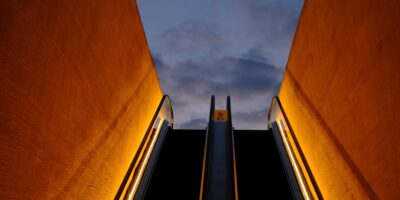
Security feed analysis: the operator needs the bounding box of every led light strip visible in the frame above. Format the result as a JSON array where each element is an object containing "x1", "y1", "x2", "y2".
[
  {"x1": 231, "y1": 131, "x2": 239, "y2": 200},
  {"x1": 277, "y1": 120, "x2": 312, "y2": 200},
  {"x1": 127, "y1": 118, "x2": 165, "y2": 200}
]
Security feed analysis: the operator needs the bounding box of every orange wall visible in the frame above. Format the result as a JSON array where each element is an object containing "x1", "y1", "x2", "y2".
[
  {"x1": 279, "y1": 0, "x2": 400, "y2": 199},
  {"x1": 0, "y1": 1, "x2": 162, "y2": 199}
]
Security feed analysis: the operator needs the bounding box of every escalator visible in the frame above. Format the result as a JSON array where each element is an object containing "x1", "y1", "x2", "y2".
[
  {"x1": 144, "y1": 129, "x2": 205, "y2": 199},
  {"x1": 116, "y1": 95, "x2": 320, "y2": 200},
  {"x1": 234, "y1": 130, "x2": 292, "y2": 199},
  {"x1": 139, "y1": 130, "x2": 293, "y2": 200}
]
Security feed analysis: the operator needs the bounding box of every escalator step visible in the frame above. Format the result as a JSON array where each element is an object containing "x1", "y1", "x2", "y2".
[
  {"x1": 234, "y1": 130, "x2": 293, "y2": 199},
  {"x1": 144, "y1": 129, "x2": 206, "y2": 200}
]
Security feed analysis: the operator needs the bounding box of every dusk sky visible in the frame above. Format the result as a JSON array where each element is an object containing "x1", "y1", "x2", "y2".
[{"x1": 138, "y1": 0, "x2": 303, "y2": 129}]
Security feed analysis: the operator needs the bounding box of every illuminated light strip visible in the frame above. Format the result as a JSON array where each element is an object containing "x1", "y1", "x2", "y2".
[
  {"x1": 277, "y1": 120, "x2": 311, "y2": 200},
  {"x1": 119, "y1": 136, "x2": 150, "y2": 199},
  {"x1": 231, "y1": 131, "x2": 239, "y2": 200},
  {"x1": 199, "y1": 127, "x2": 209, "y2": 200},
  {"x1": 127, "y1": 118, "x2": 165, "y2": 200}
]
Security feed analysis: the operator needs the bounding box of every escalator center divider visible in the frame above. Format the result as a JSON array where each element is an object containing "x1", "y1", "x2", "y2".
[{"x1": 200, "y1": 96, "x2": 238, "y2": 200}]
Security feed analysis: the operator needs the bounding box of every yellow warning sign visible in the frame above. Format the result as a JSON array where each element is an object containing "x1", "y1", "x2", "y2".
[{"x1": 214, "y1": 110, "x2": 228, "y2": 122}]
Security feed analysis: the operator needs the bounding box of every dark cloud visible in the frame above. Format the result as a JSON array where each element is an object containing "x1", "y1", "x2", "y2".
[
  {"x1": 156, "y1": 55, "x2": 282, "y2": 95},
  {"x1": 232, "y1": 107, "x2": 270, "y2": 129},
  {"x1": 155, "y1": 54, "x2": 281, "y2": 129},
  {"x1": 241, "y1": 48, "x2": 270, "y2": 64},
  {"x1": 139, "y1": 0, "x2": 303, "y2": 129},
  {"x1": 180, "y1": 118, "x2": 208, "y2": 129}
]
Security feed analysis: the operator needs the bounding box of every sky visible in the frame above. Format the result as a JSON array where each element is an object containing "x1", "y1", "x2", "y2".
[{"x1": 137, "y1": 0, "x2": 303, "y2": 129}]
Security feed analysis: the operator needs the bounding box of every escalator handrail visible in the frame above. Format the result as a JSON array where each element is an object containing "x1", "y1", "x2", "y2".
[
  {"x1": 227, "y1": 96, "x2": 239, "y2": 200},
  {"x1": 199, "y1": 95, "x2": 215, "y2": 199},
  {"x1": 267, "y1": 96, "x2": 323, "y2": 200},
  {"x1": 114, "y1": 95, "x2": 174, "y2": 200}
]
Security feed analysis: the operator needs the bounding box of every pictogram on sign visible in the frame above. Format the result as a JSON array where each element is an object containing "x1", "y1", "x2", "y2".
[{"x1": 214, "y1": 110, "x2": 228, "y2": 121}]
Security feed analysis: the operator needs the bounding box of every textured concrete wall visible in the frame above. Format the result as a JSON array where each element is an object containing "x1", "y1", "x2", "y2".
[
  {"x1": 279, "y1": 0, "x2": 400, "y2": 199},
  {"x1": 0, "y1": 1, "x2": 162, "y2": 199}
]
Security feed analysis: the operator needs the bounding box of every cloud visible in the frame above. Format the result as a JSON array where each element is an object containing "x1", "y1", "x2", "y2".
[
  {"x1": 232, "y1": 107, "x2": 270, "y2": 130},
  {"x1": 156, "y1": 55, "x2": 282, "y2": 96},
  {"x1": 155, "y1": 54, "x2": 281, "y2": 129},
  {"x1": 154, "y1": 20, "x2": 228, "y2": 64},
  {"x1": 227, "y1": 0, "x2": 303, "y2": 68},
  {"x1": 241, "y1": 48, "x2": 270, "y2": 64},
  {"x1": 179, "y1": 118, "x2": 208, "y2": 129},
  {"x1": 139, "y1": 0, "x2": 303, "y2": 129}
]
